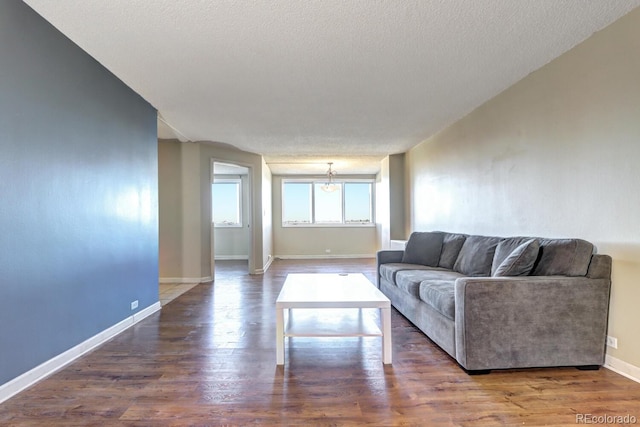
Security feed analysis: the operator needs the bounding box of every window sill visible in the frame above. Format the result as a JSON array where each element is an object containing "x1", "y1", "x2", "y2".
[{"x1": 282, "y1": 223, "x2": 376, "y2": 228}]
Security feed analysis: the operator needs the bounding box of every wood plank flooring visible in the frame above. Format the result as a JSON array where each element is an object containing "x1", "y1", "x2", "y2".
[{"x1": 2, "y1": 259, "x2": 639, "y2": 426}]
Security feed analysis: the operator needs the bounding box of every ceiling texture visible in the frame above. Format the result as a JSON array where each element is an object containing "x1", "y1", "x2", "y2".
[{"x1": 24, "y1": 0, "x2": 639, "y2": 175}]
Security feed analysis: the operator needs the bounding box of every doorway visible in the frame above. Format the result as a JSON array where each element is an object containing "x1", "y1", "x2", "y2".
[{"x1": 211, "y1": 161, "x2": 252, "y2": 279}]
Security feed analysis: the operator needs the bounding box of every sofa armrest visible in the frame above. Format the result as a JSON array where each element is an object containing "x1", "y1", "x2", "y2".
[
  {"x1": 587, "y1": 254, "x2": 612, "y2": 279},
  {"x1": 376, "y1": 250, "x2": 404, "y2": 287},
  {"x1": 377, "y1": 250, "x2": 404, "y2": 265},
  {"x1": 454, "y1": 276, "x2": 611, "y2": 371}
]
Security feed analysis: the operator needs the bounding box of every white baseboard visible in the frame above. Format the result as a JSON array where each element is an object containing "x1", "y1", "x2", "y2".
[
  {"x1": 275, "y1": 254, "x2": 376, "y2": 260},
  {"x1": 604, "y1": 354, "x2": 640, "y2": 384},
  {"x1": 159, "y1": 276, "x2": 212, "y2": 284},
  {"x1": 0, "y1": 302, "x2": 161, "y2": 404},
  {"x1": 214, "y1": 255, "x2": 249, "y2": 261},
  {"x1": 252, "y1": 255, "x2": 273, "y2": 275},
  {"x1": 263, "y1": 255, "x2": 273, "y2": 273}
]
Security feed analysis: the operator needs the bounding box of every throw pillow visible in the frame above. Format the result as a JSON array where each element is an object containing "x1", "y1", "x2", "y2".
[
  {"x1": 492, "y1": 239, "x2": 540, "y2": 277},
  {"x1": 438, "y1": 233, "x2": 467, "y2": 269},
  {"x1": 401, "y1": 231, "x2": 445, "y2": 267},
  {"x1": 491, "y1": 237, "x2": 533, "y2": 270},
  {"x1": 453, "y1": 235, "x2": 501, "y2": 276}
]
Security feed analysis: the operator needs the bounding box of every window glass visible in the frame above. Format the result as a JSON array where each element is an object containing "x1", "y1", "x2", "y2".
[
  {"x1": 212, "y1": 180, "x2": 241, "y2": 226},
  {"x1": 344, "y1": 182, "x2": 372, "y2": 223},
  {"x1": 282, "y1": 182, "x2": 312, "y2": 224},
  {"x1": 314, "y1": 183, "x2": 342, "y2": 223},
  {"x1": 282, "y1": 179, "x2": 374, "y2": 226}
]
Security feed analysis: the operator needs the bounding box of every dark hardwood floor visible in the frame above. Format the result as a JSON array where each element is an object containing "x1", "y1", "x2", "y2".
[{"x1": 2, "y1": 259, "x2": 639, "y2": 426}]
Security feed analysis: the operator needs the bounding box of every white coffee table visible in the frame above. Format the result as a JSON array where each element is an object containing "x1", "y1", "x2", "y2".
[{"x1": 275, "y1": 273, "x2": 392, "y2": 365}]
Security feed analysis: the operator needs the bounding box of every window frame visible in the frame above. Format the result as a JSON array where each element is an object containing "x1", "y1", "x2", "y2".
[
  {"x1": 212, "y1": 177, "x2": 243, "y2": 228},
  {"x1": 281, "y1": 178, "x2": 375, "y2": 227}
]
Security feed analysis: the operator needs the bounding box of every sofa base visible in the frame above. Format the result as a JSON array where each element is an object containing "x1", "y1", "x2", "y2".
[
  {"x1": 461, "y1": 366, "x2": 491, "y2": 375},
  {"x1": 462, "y1": 365, "x2": 601, "y2": 375},
  {"x1": 576, "y1": 365, "x2": 601, "y2": 371}
]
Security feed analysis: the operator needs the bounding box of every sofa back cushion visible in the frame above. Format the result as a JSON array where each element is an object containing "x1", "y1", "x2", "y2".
[
  {"x1": 401, "y1": 231, "x2": 445, "y2": 267},
  {"x1": 492, "y1": 238, "x2": 540, "y2": 277},
  {"x1": 438, "y1": 233, "x2": 467, "y2": 269},
  {"x1": 531, "y1": 238, "x2": 594, "y2": 277},
  {"x1": 453, "y1": 235, "x2": 501, "y2": 276}
]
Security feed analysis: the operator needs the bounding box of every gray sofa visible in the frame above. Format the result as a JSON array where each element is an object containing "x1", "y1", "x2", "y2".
[{"x1": 376, "y1": 231, "x2": 612, "y2": 373}]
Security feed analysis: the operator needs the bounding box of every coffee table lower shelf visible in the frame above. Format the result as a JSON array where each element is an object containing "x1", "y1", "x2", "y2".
[{"x1": 283, "y1": 308, "x2": 383, "y2": 337}]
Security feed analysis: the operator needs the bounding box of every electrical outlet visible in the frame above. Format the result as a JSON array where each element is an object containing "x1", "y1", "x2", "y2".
[
  {"x1": 325, "y1": 249, "x2": 331, "y2": 253},
  {"x1": 131, "y1": 300, "x2": 139, "y2": 310},
  {"x1": 606, "y1": 335, "x2": 618, "y2": 349}
]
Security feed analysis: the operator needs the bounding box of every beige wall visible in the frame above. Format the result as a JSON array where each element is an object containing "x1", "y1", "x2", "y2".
[
  {"x1": 158, "y1": 139, "x2": 271, "y2": 278},
  {"x1": 158, "y1": 140, "x2": 182, "y2": 277},
  {"x1": 376, "y1": 157, "x2": 391, "y2": 250},
  {"x1": 389, "y1": 153, "x2": 407, "y2": 240},
  {"x1": 377, "y1": 154, "x2": 407, "y2": 250},
  {"x1": 406, "y1": 8, "x2": 640, "y2": 368},
  {"x1": 272, "y1": 175, "x2": 378, "y2": 257},
  {"x1": 262, "y1": 158, "x2": 274, "y2": 266},
  {"x1": 181, "y1": 143, "x2": 204, "y2": 279},
  {"x1": 213, "y1": 226, "x2": 249, "y2": 258},
  {"x1": 200, "y1": 143, "x2": 270, "y2": 274},
  {"x1": 158, "y1": 141, "x2": 206, "y2": 280}
]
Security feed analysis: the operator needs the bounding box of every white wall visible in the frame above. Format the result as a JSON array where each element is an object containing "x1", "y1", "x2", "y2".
[{"x1": 406, "y1": 8, "x2": 640, "y2": 369}]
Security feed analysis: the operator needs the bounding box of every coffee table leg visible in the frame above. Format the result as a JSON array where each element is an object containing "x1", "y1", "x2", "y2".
[
  {"x1": 381, "y1": 306, "x2": 392, "y2": 364},
  {"x1": 276, "y1": 307, "x2": 285, "y2": 365}
]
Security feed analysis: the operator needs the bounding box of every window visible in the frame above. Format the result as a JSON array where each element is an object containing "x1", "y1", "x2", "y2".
[
  {"x1": 314, "y1": 183, "x2": 342, "y2": 223},
  {"x1": 282, "y1": 180, "x2": 374, "y2": 226},
  {"x1": 282, "y1": 182, "x2": 312, "y2": 224},
  {"x1": 212, "y1": 178, "x2": 241, "y2": 227},
  {"x1": 344, "y1": 182, "x2": 373, "y2": 224}
]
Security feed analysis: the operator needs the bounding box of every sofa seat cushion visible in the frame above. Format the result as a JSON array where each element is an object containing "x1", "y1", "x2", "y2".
[
  {"x1": 395, "y1": 269, "x2": 464, "y2": 298},
  {"x1": 379, "y1": 263, "x2": 436, "y2": 284},
  {"x1": 419, "y1": 280, "x2": 456, "y2": 320}
]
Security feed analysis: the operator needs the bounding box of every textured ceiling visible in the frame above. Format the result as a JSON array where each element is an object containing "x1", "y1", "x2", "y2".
[{"x1": 24, "y1": 0, "x2": 640, "y2": 174}]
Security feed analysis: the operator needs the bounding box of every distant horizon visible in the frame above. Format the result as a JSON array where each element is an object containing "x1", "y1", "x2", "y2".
[
  {"x1": 283, "y1": 181, "x2": 372, "y2": 224},
  {"x1": 212, "y1": 180, "x2": 374, "y2": 225}
]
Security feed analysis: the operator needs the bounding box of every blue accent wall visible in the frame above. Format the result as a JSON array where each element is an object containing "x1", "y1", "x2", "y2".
[{"x1": 0, "y1": 1, "x2": 158, "y2": 384}]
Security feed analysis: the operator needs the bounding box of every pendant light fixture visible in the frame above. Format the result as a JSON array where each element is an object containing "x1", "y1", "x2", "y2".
[{"x1": 321, "y1": 162, "x2": 337, "y2": 192}]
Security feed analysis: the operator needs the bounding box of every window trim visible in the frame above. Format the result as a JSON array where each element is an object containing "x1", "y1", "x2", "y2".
[
  {"x1": 281, "y1": 178, "x2": 375, "y2": 227},
  {"x1": 212, "y1": 177, "x2": 243, "y2": 228}
]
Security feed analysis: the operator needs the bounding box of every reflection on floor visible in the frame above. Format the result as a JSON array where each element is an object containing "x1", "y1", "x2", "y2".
[
  {"x1": 159, "y1": 260, "x2": 248, "y2": 306},
  {"x1": 214, "y1": 259, "x2": 249, "y2": 278},
  {"x1": 158, "y1": 283, "x2": 199, "y2": 306}
]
